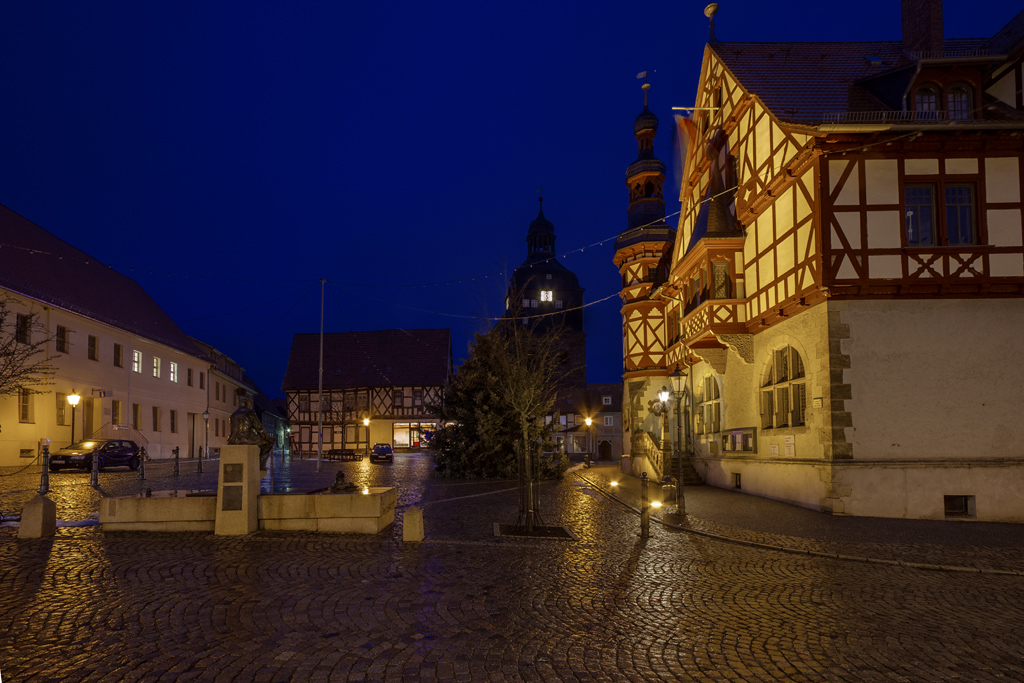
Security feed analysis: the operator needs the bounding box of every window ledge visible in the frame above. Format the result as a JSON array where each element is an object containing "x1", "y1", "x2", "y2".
[{"x1": 759, "y1": 426, "x2": 811, "y2": 436}]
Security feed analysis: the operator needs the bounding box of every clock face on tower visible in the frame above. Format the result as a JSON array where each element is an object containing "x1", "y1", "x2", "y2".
[{"x1": 541, "y1": 291, "x2": 553, "y2": 302}]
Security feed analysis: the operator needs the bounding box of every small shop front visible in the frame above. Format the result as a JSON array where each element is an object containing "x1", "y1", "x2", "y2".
[{"x1": 392, "y1": 422, "x2": 437, "y2": 451}]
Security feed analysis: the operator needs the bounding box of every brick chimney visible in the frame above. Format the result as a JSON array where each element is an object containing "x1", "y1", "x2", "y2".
[{"x1": 902, "y1": 0, "x2": 944, "y2": 55}]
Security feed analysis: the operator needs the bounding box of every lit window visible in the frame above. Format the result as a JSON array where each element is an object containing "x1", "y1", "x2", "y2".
[
  {"x1": 133, "y1": 404, "x2": 141, "y2": 429},
  {"x1": 170, "y1": 362, "x2": 178, "y2": 382},
  {"x1": 761, "y1": 346, "x2": 806, "y2": 430},
  {"x1": 133, "y1": 350, "x2": 142, "y2": 373},
  {"x1": 540, "y1": 291, "x2": 553, "y2": 302},
  {"x1": 153, "y1": 357, "x2": 161, "y2": 378},
  {"x1": 947, "y1": 84, "x2": 971, "y2": 121},
  {"x1": 546, "y1": 274, "x2": 552, "y2": 280}
]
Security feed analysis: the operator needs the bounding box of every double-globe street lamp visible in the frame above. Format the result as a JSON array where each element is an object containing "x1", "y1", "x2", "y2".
[
  {"x1": 584, "y1": 417, "x2": 593, "y2": 465},
  {"x1": 363, "y1": 417, "x2": 370, "y2": 459}
]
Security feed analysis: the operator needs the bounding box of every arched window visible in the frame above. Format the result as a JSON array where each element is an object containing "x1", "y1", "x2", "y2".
[
  {"x1": 915, "y1": 85, "x2": 939, "y2": 119},
  {"x1": 760, "y1": 346, "x2": 806, "y2": 429},
  {"x1": 695, "y1": 374, "x2": 721, "y2": 435},
  {"x1": 947, "y1": 84, "x2": 972, "y2": 120}
]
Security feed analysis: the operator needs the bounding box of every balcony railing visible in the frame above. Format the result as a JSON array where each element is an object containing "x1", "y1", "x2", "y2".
[{"x1": 822, "y1": 110, "x2": 961, "y2": 124}]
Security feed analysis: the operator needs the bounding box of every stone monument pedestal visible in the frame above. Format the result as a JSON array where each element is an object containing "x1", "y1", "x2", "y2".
[{"x1": 215, "y1": 445, "x2": 261, "y2": 535}]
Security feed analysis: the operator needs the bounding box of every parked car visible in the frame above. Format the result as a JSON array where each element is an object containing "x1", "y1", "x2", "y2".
[
  {"x1": 49, "y1": 439, "x2": 141, "y2": 472},
  {"x1": 370, "y1": 443, "x2": 394, "y2": 463}
]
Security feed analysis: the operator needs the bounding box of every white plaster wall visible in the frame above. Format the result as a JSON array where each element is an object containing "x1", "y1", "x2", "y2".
[
  {"x1": 833, "y1": 463, "x2": 1024, "y2": 522},
  {"x1": 0, "y1": 290, "x2": 211, "y2": 464},
  {"x1": 701, "y1": 457, "x2": 829, "y2": 511},
  {"x1": 841, "y1": 298, "x2": 1024, "y2": 461}
]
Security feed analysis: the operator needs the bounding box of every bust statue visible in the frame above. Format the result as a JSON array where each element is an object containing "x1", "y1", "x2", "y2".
[{"x1": 228, "y1": 390, "x2": 275, "y2": 471}]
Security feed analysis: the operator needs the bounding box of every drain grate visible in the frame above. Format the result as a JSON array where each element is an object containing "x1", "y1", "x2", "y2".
[{"x1": 494, "y1": 523, "x2": 576, "y2": 540}]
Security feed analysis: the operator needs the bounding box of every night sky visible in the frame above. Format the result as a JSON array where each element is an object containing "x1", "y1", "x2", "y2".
[{"x1": 0, "y1": 1, "x2": 1015, "y2": 398}]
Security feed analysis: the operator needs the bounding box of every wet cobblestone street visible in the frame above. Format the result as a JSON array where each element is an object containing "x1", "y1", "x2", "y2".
[{"x1": 2, "y1": 456, "x2": 1024, "y2": 681}]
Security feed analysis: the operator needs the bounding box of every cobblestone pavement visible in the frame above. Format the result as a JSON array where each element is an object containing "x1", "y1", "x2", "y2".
[{"x1": 2, "y1": 456, "x2": 1024, "y2": 681}]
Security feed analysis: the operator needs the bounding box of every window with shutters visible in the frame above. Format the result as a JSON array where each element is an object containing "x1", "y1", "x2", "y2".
[
  {"x1": 760, "y1": 345, "x2": 806, "y2": 430},
  {"x1": 695, "y1": 374, "x2": 721, "y2": 435}
]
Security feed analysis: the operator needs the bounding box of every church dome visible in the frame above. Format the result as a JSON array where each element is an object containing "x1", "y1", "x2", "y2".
[{"x1": 634, "y1": 105, "x2": 659, "y2": 135}]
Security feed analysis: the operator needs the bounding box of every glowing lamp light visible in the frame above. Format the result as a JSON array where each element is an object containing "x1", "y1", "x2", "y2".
[
  {"x1": 658, "y1": 390, "x2": 670, "y2": 403},
  {"x1": 67, "y1": 392, "x2": 81, "y2": 407},
  {"x1": 363, "y1": 417, "x2": 370, "y2": 427},
  {"x1": 585, "y1": 417, "x2": 592, "y2": 427},
  {"x1": 610, "y1": 481, "x2": 619, "y2": 487},
  {"x1": 651, "y1": 501, "x2": 663, "y2": 508},
  {"x1": 362, "y1": 487, "x2": 369, "y2": 495}
]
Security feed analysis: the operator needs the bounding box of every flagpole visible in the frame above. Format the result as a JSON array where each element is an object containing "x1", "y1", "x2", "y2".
[{"x1": 317, "y1": 278, "x2": 325, "y2": 472}]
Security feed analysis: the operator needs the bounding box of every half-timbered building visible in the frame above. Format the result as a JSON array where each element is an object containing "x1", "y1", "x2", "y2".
[
  {"x1": 618, "y1": 1, "x2": 1024, "y2": 521},
  {"x1": 281, "y1": 329, "x2": 452, "y2": 455}
]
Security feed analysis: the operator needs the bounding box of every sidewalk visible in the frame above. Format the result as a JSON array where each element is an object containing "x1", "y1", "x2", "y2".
[{"x1": 576, "y1": 463, "x2": 1024, "y2": 574}]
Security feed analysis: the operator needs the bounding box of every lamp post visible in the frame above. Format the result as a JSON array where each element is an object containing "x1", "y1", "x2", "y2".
[
  {"x1": 67, "y1": 391, "x2": 81, "y2": 444},
  {"x1": 363, "y1": 417, "x2": 370, "y2": 460},
  {"x1": 670, "y1": 365, "x2": 687, "y2": 515},
  {"x1": 584, "y1": 417, "x2": 593, "y2": 466},
  {"x1": 202, "y1": 409, "x2": 209, "y2": 474}
]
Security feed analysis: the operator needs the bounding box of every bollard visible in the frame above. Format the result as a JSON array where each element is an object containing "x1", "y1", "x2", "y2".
[
  {"x1": 640, "y1": 471, "x2": 650, "y2": 538},
  {"x1": 90, "y1": 446, "x2": 100, "y2": 488},
  {"x1": 173, "y1": 446, "x2": 180, "y2": 476},
  {"x1": 197, "y1": 446, "x2": 203, "y2": 474},
  {"x1": 39, "y1": 445, "x2": 50, "y2": 495},
  {"x1": 138, "y1": 447, "x2": 147, "y2": 481}
]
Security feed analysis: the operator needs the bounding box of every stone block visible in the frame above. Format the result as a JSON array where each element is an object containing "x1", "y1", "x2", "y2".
[
  {"x1": 100, "y1": 495, "x2": 217, "y2": 532},
  {"x1": 403, "y1": 506, "x2": 424, "y2": 542},
  {"x1": 19, "y1": 495, "x2": 56, "y2": 539},
  {"x1": 215, "y1": 445, "x2": 260, "y2": 536}
]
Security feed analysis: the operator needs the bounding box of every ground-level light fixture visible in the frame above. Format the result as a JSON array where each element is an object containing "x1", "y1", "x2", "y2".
[
  {"x1": 610, "y1": 481, "x2": 619, "y2": 487},
  {"x1": 651, "y1": 500, "x2": 663, "y2": 508}
]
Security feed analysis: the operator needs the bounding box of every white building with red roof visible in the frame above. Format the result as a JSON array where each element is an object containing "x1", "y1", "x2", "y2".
[{"x1": 0, "y1": 204, "x2": 224, "y2": 463}]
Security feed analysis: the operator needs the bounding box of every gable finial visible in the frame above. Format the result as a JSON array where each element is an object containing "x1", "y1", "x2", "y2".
[{"x1": 704, "y1": 3, "x2": 719, "y2": 43}]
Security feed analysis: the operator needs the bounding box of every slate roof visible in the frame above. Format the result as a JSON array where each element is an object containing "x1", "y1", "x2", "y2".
[
  {"x1": 985, "y1": 9, "x2": 1024, "y2": 56},
  {"x1": 0, "y1": 203, "x2": 205, "y2": 359},
  {"x1": 710, "y1": 36, "x2": 1010, "y2": 125},
  {"x1": 281, "y1": 329, "x2": 452, "y2": 391}
]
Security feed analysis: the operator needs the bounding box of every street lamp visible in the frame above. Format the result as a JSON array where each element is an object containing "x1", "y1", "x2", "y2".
[
  {"x1": 584, "y1": 417, "x2": 593, "y2": 465},
  {"x1": 363, "y1": 417, "x2": 370, "y2": 460},
  {"x1": 670, "y1": 365, "x2": 687, "y2": 515},
  {"x1": 67, "y1": 391, "x2": 81, "y2": 444},
  {"x1": 202, "y1": 409, "x2": 209, "y2": 474}
]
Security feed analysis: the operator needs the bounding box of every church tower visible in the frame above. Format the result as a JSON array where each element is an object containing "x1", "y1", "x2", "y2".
[{"x1": 507, "y1": 197, "x2": 587, "y2": 387}]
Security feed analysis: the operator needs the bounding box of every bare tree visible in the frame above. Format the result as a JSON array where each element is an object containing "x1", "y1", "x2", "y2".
[{"x1": 0, "y1": 295, "x2": 57, "y2": 409}]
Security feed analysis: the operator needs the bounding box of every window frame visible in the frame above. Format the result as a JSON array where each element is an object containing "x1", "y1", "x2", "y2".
[
  {"x1": 15, "y1": 314, "x2": 31, "y2": 344},
  {"x1": 88, "y1": 335, "x2": 98, "y2": 361},
  {"x1": 903, "y1": 181, "x2": 979, "y2": 247},
  {"x1": 760, "y1": 345, "x2": 807, "y2": 430},
  {"x1": 132, "y1": 350, "x2": 142, "y2": 373},
  {"x1": 56, "y1": 326, "x2": 69, "y2": 353},
  {"x1": 153, "y1": 357, "x2": 161, "y2": 378},
  {"x1": 170, "y1": 362, "x2": 178, "y2": 383},
  {"x1": 113, "y1": 343, "x2": 123, "y2": 368}
]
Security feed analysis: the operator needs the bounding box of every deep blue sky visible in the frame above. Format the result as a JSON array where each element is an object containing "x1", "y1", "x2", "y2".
[{"x1": 0, "y1": 1, "x2": 1016, "y2": 397}]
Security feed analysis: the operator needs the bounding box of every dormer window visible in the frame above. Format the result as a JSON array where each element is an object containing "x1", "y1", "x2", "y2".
[
  {"x1": 541, "y1": 291, "x2": 553, "y2": 302},
  {"x1": 915, "y1": 85, "x2": 939, "y2": 119},
  {"x1": 947, "y1": 84, "x2": 972, "y2": 120}
]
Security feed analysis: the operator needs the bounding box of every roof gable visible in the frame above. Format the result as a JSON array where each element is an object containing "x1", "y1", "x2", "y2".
[
  {"x1": 0, "y1": 203, "x2": 204, "y2": 358},
  {"x1": 281, "y1": 329, "x2": 452, "y2": 391}
]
